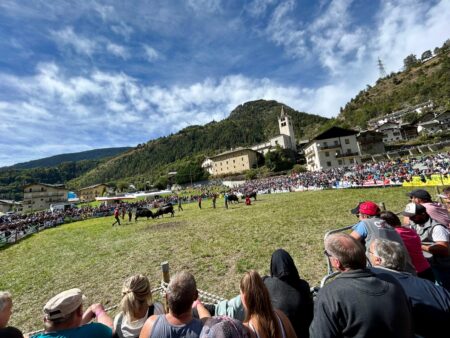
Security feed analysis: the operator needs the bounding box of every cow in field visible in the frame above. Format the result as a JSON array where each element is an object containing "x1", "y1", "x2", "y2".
[
  {"x1": 241, "y1": 191, "x2": 257, "y2": 201},
  {"x1": 227, "y1": 194, "x2": 239, "y2": 203},
  {"x1": 135, "y1": 208, "x2": 154, "y2": 221},
  {"x1": 154, "y1": 204, "x2": 175, "y2": 218}
]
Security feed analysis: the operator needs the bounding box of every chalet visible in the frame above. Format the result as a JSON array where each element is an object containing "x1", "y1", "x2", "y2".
[
  {"x1": 78, "y1": 183, "x2": 109, "y2": 202},
  {"x1": 22, "y1": 183, "x2": 68, "y2": 212},
  {"x1": 209, "y1": 148, "x2": 259, "y2": 176}
]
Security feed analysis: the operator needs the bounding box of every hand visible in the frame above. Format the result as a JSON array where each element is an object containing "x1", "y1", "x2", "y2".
[{"x1": 192, "y1": 299, "x2": 202, "y2": 308}]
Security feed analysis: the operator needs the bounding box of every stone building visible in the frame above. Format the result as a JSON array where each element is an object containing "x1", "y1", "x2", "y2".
[
  {"x1": 22, "y1": 183, "x2": 68, "y2": 212},
  {"x1": 209, "y1": 148, "x2": 259, "y2": 176},
  {"x1": 77, "y1": 184, "x2": 109, "y2": 202}
]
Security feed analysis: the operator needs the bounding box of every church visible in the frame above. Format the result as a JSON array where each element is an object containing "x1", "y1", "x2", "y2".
[{"x1": 202, "y1": 107, "x2": 297, "y2": 176}]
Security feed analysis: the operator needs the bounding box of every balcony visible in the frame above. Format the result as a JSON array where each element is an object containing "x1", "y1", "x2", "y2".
[
  {"x1": 335, "y1": 151, "x2": 359, "y2": 158},
  {"x1": 318, "y1": 143, "x2": 341, "y2": 150}
]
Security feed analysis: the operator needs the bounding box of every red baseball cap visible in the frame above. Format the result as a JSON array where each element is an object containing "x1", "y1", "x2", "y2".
[{"x1": 358, "y1": 201, "x2": 380, "y2": 216}]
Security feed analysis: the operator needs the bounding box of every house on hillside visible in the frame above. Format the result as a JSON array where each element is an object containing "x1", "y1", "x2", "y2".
[
  {"x1": 376, "y1": 122, "x2": 403, "y2": 143},
  {"x1": 357, "y1": 130, "x2": 385, "y2": 155},
  {"x1": 77, "y1": 183, "x2": 109, "y2": 202},
  {"x1": 0, "y1": 200, "x2": 22, "y2": 214},
  {"x1": 209, "y1": 148, "x2": 259, "y2": 176},
  {"x1": 22, "y1": 183, "x2": 68, "y2": 212},
  {"x1": 304, "y1": 127, "x2": 361, "y2": 171},
  {"x1": 203, "y1": 106, "x2": 297, "y2": 176},
  {"x1": 417, "y1": 110, "x2": 450, "y2": 134},
  {"x1": 251, "y1": 106, "x2": 297, "y2": 154}
]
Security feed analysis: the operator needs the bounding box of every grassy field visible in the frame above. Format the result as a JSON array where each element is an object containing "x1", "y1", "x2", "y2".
[{"x1": 1, "y1": 186, "x2": 418, "y2": 332}]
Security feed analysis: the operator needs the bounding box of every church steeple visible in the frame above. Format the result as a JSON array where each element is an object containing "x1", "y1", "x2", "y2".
[{"x1": 278, "y1": 106, "x2": 296, "y2": 150}]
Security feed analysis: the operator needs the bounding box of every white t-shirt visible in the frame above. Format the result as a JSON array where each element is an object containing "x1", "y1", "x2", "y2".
[
  {"x1": 113, "y1": 302, "x2": 165, "y2": 338},
  {"x1": 431, "y1": 225, "x2": 450, "y2": 242}
]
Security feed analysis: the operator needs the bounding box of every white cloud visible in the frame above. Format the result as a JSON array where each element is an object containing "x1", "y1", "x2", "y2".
[
  {"x1": 246, "y1": 0, "x2": 278, "y2": 17},
  {"x1": 51, "y1": 27, "x2": 98, "y2": 56},
  {"x1": 187, "y1": 0, "x2": 223, "y2": 13},
  {"x1": 106, "y1": 42, "x2": 129, "y2": 59},
  {"x1": 143, "y1": 45, "x2": 160, "y2": 62},
  {"x1": 111, "y1": 22, "x2": 134, "y2": 39}
]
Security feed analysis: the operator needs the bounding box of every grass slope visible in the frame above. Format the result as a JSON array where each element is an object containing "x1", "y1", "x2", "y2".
[{"x1": 1, "y1": 187, "x2": 414, "y2": 332}]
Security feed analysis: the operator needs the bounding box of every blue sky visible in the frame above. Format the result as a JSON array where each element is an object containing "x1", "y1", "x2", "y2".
[{"x1": 0, "y1": 0, "x2": 449, "y2": 167}]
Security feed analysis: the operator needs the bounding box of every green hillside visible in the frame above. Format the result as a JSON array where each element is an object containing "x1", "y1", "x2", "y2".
[
  {"x1": 338, "y1": 40, "x2": 450, "y2": 128},
  {"x1": 69, "y1": 100, "x2": 328, "y2": 189},
  {"x1": 1, "y1": 147, "x2": 132, "y2": 170}
]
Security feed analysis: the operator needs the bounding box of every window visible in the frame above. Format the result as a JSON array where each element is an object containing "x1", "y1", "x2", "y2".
[
  {"x1": 324, "y1": 141, "x2": 328, "y2": 147},
  {"x1": 233, "y1": 159, "x2": 235, "y2": 163},
  {"x1": 281, "y1": 122, "x2": 286, "y2": 127},
  {"x1": 29, "y1": 188, "x2": 32, "y2": 192},
  {"x1": 347, "y1": 149, "x2": 351, "y2": 154},
  {"x1": 327, "y1": 161, "x2": 332, "y2": 167},
  {"x1": 344, "y1": 139, "x2": 350, "y2": 144},
  {"x1": 338, "y1": 159, "x2": 343, "y2": 165},
  {"x1": 334, "y1": 140, "x2": 339, "y2": 145},
  {"x1": 325, "y1": 151, "x2": 329, "y2": 157},
  {"x1": 336, "y1": 150, "x2": 341, "y2": 155},
  {"x1": 226, "y1": 161, "x2": 228, "y2": 164}
]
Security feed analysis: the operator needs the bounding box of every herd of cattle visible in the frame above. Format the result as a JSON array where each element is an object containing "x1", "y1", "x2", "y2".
[{"x1": 134, "y1": 192, "x2": 257, "y2": 221}]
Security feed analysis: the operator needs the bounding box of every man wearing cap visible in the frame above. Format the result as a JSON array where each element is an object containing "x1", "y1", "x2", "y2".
[
  {"x1": 349, "y1": 201, "x2": 405, "y2": 254},
  {"x1": 403, "y1": 202, "x2": 450, "y2": 290},
  {"x1": 32, "y1": 288, "x2": 113, "y2": 338},
  {"x1": 408, "y1": 189, "x2": 450, "y2": 228}
]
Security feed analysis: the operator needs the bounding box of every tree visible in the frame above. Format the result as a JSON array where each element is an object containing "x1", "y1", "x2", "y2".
[
  {"x1": 403, "y1": 54, "x2": 419, "y2": 70},
  {"x1": 264, "y1": 146, "x2": 295, "y2": 172},
  {"x1": 421, "y1": 50, "x2": 432, "y2": 61}
]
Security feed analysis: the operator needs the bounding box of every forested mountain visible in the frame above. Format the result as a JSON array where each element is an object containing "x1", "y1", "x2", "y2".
[
  {"x1": 338, "y1": 40, "x2": 450, "y2": 128},
  {"x1": 69, "y1": 100, "x2": 328, "y2": 189},
  {"x1": 0, "y1": 148, "x2": 131, "y2": 201},
  {"x1": 1, "y1": 147, "x2": 132, "y2": 170}
]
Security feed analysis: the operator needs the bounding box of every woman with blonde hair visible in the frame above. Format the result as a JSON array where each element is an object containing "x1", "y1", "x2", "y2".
[
  {"x1": 113, "y1": 274, "x2": 165, "y2": 338},
  {"x1": 240, "y1": 270, "x2": 297, "y2": 338}
]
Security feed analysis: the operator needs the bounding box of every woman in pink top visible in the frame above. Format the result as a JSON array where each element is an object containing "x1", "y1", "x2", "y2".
[{"x1": 380, "y1": 211, "x2": 435, "y2": 283}]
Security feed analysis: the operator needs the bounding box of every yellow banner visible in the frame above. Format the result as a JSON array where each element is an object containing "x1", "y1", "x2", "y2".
[{"x1": 402, "y1": 174, "x2": 450, "y2": 187}]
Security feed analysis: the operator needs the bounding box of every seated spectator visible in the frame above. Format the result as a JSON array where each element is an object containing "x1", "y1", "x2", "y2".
[
  {"x1": 213, "y1": 295, "x2": 245, "y2": 321},
  {"x1": 408, "y1": 189, "x2": 450, "y2": 228},
  {"x1": 404, "y1": 202, "x2": 450, "y2": 290},
  {"x1": 113, "y1": 275, "x2": 165, "y2": 338},
  {"x1": 263, "y1": 249, "x2": 312, "y2": 338},
  {"x1": 240, "y1": 270, "x2": 297, "y2": 338},
  {"x1": 369, "y1": 238, "x2": 450, "y2": 338},
  {"x1": 309, "y1": 233, "x2": 413, "y2": 338},
  {"x1": 200, "y1": 316, "x2": 250, "y2": 338},
  {"x1": 31, "y1": 288, "x2": 113, "y2": 338},
  {"x1": 380, "y1": 211, "x2": 435, "y2": 282},
  {"x1": 139, "y1": 271, "x2": 209, "y2": 338},
  {"x1": 0, "y1": 291, "x2": 23, "y2": 338}
]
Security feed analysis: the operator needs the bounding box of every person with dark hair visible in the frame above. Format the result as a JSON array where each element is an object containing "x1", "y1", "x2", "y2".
[
  {"x1": 408, "y1": 189, "x2": 450, "y2": 228},
  {"x1": 403, "y1": 202, "x2": 450, "y2": 290},
  {"x1": 263, "y1": 249, "x2": 312, "y2": 338},
  {"x1": 139, "y1": 271, "x2": 209, "y2": 338},
  {"x1": 240, "y1": 270, "x2": 297, "y2": 338},
  {"x1": 112, "y1": 207, "x2": 121, "y2": 226},
  {"x1": 369, "y1": 238, "x2": 450, "y2": 338},
  {"x1": 200, "y1": 316, "x2": 250, "y2": 338},
  {"x1": 310, "y1": 233, "x2": 413, "y2": 338},
  {"x1": 380, "y1": 211, "x2": 435, "y2": 282}
]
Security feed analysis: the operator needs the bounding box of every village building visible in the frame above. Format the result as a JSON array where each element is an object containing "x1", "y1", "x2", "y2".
[
  {"x1": 22, "y1": 183, "x2": 68, "y2": 212},
  {"x1": 0, "y1": 200, "x2": 22, "y2": 214},
  {"x1": 376, "y1": 121, "x2": 404, "y2": 143},
  {"x1": 209, "y1": 148, "x2": 259, "y2": 176},
  {"x1": 356, "y1": 130, "x2": 385, "y2": 155},
  {"x1": 77, "y1": 183, "x2": 109, "y2": 202},
  {"x1": 417, "y1": 110, "x2": 450, "y2": 134},
  {"x1": 304, "y1": 127, "x2": 361, "y2": 171},
  {"x1": 251, "y1": 106, "x2": 297, "y2": 154},
  {"x1": 203, "y1": 107, "x2": 297, "y2": 176}
]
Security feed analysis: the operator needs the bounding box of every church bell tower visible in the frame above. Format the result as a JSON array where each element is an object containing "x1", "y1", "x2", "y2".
[{"x1": 278, "y1": 106, "x2": 296, "y2": 150}]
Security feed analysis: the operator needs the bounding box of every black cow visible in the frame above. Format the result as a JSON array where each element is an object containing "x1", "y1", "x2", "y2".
[
  {"x1": 154, "y1": 204, "x2": 175, "y2": 218},
  {"x1": 135, "y1": 208, "x2": 154, "y2": 221},
  {"x1": 227, "y1": 194, "x2": 239, "y2": 203},
  {"x1": 241, "y1": 191, "x2": 257, "y2": 201}
]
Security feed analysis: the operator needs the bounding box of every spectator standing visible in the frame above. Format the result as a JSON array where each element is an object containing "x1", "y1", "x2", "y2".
[
  {"x1": 263, "y1": 249, "x2": 313, "y2": 338},
  {"x1": 212, "y1": 195, "x2": 216, "y2": 209},
  {"x1": 404, "y1": 203, "x2": 450, "y2": 290},
  {"x1": 128, "y1": 208, "x2": 133, "y2": 223},
  {"x1": 122, "y1": 206, "x2": 127, "y2": 220},
  {"x1": 369, "y1": 238, "x2": 450, "y2": 338},
  {"x1": 0, "y1": 291, "x2": 23, "y2": 338},
  {"x1": 178, "y1": 197, "x2": 183, "y2": 212},
  {"x1": 31, "y1": 288, "x2": 113, "y2": 338},
  {"x1": 309, "y1": 233, "x2": 413, "y2": 338},
  {"x1": 112, "y1": 207, "x2": 121, "y2": 226},
  {"x1": 224, "y1": 194, "x2": 228, "y2": 210},
  {"x1": 198, "y1": 196, "x2": 202, "y2": 209},
  {"x1": 380, "y1": 211, "x2": 435, "y2": 282},
  {"x1": 113, "y1": 275, "x2": 165, "y2": 338},
  {"x1": 139, "y1": 271, "x2": 209, "y2": 338}
]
